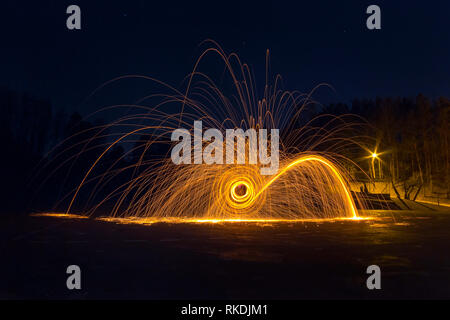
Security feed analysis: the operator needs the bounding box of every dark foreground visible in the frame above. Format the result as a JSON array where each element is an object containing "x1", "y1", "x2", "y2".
[{"x1": 2, "y1": 205, "x2": 450, "y2": 299}]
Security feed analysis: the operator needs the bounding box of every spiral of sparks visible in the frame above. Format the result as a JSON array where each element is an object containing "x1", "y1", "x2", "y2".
[{"x1": 212, "y1": 165, "x2": 266, "y2": 216}]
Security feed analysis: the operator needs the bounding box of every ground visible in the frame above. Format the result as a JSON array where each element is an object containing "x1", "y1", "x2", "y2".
[{"x1": 1, "y1": 202, "x2": 450, "y2": 299}]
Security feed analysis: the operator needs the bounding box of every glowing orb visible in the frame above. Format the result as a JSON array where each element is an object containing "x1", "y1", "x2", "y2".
[{"x1": 212, "y1": 166, "x2": 266, "y2": 216}]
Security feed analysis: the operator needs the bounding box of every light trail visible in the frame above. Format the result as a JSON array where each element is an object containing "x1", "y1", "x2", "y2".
[
  {"x1": 42, "y1": 41, "x2": 368, "y2": 222},
  {"x1": 32, "y1": 213, "x2": 372, "y2": 225},
  {"x1": 256, "y1": 155, "x2": 358, "y2": 218}
]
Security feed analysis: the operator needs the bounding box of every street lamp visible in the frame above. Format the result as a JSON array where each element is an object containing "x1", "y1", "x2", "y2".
[{"x1": 370, "y1": 151, "x2": 381, "y2": 179}]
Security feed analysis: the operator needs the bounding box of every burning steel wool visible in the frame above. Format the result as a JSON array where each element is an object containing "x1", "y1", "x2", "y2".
[{"x1": 42, "y1": 40, "x2": 368, "y2": 223}]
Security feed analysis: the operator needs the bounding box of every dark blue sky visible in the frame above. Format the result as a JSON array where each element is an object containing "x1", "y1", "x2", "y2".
[{"x1": 1, "y1": 0, "x2": 449, "y2": 115}]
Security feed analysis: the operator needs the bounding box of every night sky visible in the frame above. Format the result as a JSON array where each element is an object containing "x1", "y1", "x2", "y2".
[{"x1": 1, "y1": 0, "x2": 449, "y2": 115}]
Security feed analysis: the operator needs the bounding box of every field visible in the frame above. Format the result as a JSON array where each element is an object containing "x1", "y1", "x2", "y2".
[{"x1": 2, "y1": 203, "x2": 450, "y2": 299}]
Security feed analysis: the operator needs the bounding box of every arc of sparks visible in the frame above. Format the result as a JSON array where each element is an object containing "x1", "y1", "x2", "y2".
[
  {"x1": 252, "y1": 155, "x2": 358, "y2": 218},
  {"x1": 65, "y1": 126, "x2": 158, "y2": 215}
]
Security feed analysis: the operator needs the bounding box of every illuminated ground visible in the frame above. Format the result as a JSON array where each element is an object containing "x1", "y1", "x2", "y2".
[{"x1": 2, "y1": 203, "x2": 450, "y2": 299}]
